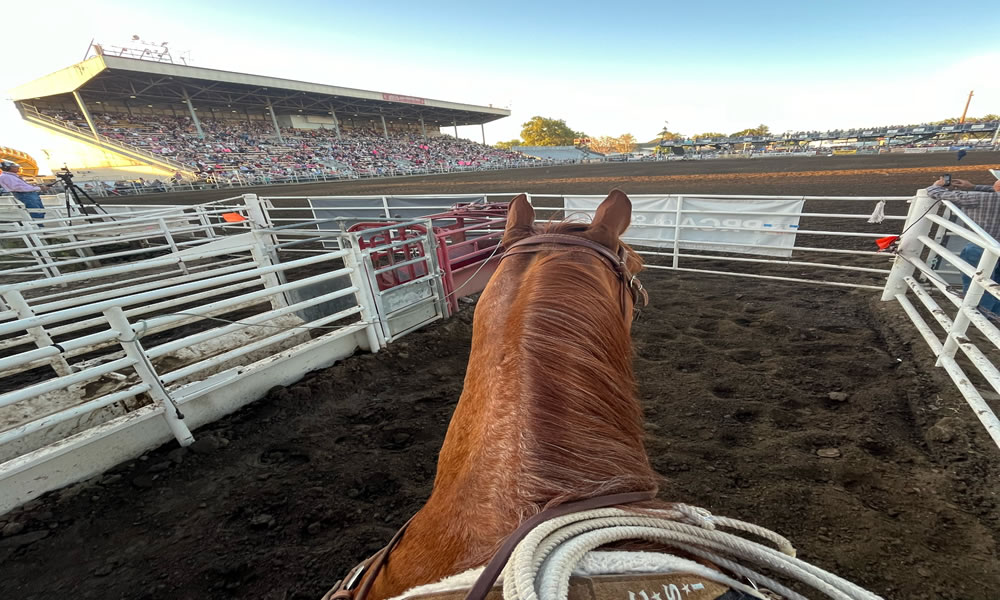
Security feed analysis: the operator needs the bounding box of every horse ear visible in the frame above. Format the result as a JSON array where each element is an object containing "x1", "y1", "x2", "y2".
[
  {"x1": 503, "y1": 193, "x2": 535, "y2": 244},
  {"x1": 589, "y1": 189, "x2": 632, "y2": 248}
]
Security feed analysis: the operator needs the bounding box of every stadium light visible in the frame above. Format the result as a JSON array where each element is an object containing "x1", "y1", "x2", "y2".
[{"x1": 129, "y1": 95, "x2": 136, "y2": 99}]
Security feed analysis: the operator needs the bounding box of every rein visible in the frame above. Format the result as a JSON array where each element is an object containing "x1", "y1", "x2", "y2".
[
  {"x1": 500, "y1": 233, "x2": 649, "y2": 319},
  {"x1": 324, "y1": 491, "x2": 657, "y2": 600}
]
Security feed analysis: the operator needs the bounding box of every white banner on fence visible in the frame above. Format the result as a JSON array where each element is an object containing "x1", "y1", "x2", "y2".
[{"x1": 564, "y1": 195, "x2": 804, "y2": 258}]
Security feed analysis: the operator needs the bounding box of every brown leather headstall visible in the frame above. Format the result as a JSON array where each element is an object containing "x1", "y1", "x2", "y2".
[{"x1": 500, "y1": 233, "x2": 649, "y2": 319}]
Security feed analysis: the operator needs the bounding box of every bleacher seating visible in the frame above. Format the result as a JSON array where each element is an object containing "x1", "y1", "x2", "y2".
[{"x1": 39, "y1": 109, "x2": 532, "y2": 183}]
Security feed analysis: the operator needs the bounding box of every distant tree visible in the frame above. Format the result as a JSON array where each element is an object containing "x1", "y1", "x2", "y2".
[
  {"x1": 520, "y1": 116, "x2": 581, "y2": 146},
  {"x1": 731, "y1": 124, "x2": 771, "y2": 137},
  {"x1": 982, "y1": 114, "x2": 1000, "y2": 122},
  {"x1": 692, "y1": 132, "x2": 726, "y2": 139},
  {"x1": 587, "y1": 134, "x2": 638, "y2": 154},
  {"x1": 587, "y1": 136, "x2": 617, "y2": 154},
  {"x1": 495, "y1": 139, "x2": 521, "y2": 150},
  {"x1": 614, "y1": 133, "x2": 637, "y2": 154},
  {"x1": 656, "y1": 131, "x2": 684, "y2": 141}
]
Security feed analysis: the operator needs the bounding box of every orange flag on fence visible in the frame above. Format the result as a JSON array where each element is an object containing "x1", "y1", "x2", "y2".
[
  {"x1": 876, "y1": 235, "x2": 899, "y2": 250},
  {"x1": 222, "y1": 212, "x2": 247, "y2": 223}
]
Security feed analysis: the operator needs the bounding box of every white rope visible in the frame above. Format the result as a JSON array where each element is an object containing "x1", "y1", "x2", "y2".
[{"x1": 500, "y1": 505, "x2": 884, "y2": 600}]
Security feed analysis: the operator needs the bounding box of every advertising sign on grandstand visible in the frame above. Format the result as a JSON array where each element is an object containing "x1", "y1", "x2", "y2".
[
  {"x1": 564, "y1": 196, "x2": 804, "y2": 257},
  {"x1": 381, "y1": 93, "x2": 425, "y2": 104}
]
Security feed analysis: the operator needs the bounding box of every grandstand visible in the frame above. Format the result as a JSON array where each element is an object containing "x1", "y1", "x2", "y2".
[
  {"x1": 660, "y1": 121, "x2": 1000, "y2": 153},
  {"x1": 9, "y1": 45, "x2": 521, "y2": 181}
]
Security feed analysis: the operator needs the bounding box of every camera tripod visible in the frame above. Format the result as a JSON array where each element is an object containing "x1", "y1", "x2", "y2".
[{"x1": 55, "y1": 167, "x2": 113, "y2": 220}]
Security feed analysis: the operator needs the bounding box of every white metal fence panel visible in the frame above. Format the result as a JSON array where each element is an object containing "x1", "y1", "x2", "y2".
[
  {"x1": 0, "y1": 201, "x2": 395, "y2": 513},
  {"x1": 882, "y1": 189, "x2": 1000, "y2": 449}
]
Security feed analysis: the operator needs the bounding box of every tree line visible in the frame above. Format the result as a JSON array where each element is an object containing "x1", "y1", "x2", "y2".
[
  {"x1": 496, "y1": 115, "x2": 1000, "y2": 151},
  {"x1": 496, "y1": 117, "x2": 774, "y2": 152}
]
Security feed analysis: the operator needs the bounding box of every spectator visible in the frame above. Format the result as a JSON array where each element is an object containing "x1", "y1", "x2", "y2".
[
  {"x1": 0, "y1": 161, "x2": 47, "y2": 219},
  {"x1": 927, "y1": 176, "x2": 1000, "y2": 314}
]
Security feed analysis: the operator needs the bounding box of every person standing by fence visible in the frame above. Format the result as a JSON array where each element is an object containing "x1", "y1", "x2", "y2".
[
  {"x1": 927, "y1": 176, "x2": 1000, "y2": 314},
  {"x1": 0, "y1": 161, "x2": 46, "y2": 219}
]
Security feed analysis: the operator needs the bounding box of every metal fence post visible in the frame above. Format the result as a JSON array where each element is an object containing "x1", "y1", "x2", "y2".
[
  {"x1": 242, "y1": 193, "x2": 288, "y2": 307},
  {"x1": 938, "y1": 248, "x2": 1000, "y2": 366},
  {"x1": 421, "y1": 221, "x2": 450, "y2": 319},
  {"x1": 104, "y1": 306, "x2": 194, "y2": 446},
  {"x1": 342, "y1": 238, "x2": 383, "y2": 352},
  {"x1": 2, "y1": 290, "x2": 74, "y2": 377},
  {"x1": 196, "y1": 207, "x2": 217, "y2": 239},
  {"x1": 881, "y1": 189, "x2": 936, "y2": 301},
  {"x1": 158, "y1": 217, "x2": 189, "y2": 275},
  {"x1": 672, "y1": 195, "x2": 684, "y2": 269},
  {"x1": 19, "y1": 221, "x2": 61, "y2": 279}
]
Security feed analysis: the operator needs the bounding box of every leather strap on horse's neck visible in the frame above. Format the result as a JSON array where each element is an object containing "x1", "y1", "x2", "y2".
[
  {"x1": 463, "y1": 490, "x2": 656, "y2": 600},
  {"x1": 327, "y1": 490, "x2": 656, "y2": 600},
  {"x1": 500, "y1": 233, "x2": 648, "y2": 317}
]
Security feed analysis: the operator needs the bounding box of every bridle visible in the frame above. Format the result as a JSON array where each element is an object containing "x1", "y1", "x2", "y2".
[
  {"x1": 500, "y1": 233, "x2": 649, "y2": 320},
  {"x1": 323, "y1": 234, "x2": 654, "y2": 600}
]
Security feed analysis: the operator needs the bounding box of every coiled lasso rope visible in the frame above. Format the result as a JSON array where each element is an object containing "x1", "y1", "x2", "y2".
[{"x1": 500, "y1": 505, "x2": 884, "y2": 600}]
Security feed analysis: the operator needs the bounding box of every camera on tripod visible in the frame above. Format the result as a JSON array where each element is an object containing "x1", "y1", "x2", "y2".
[
  {"x1": 54, "y1": 165, "x2": 75, "y2": 186},
  {"x1": 52, "y1": 164, "x2": 112, "y2": 219}
]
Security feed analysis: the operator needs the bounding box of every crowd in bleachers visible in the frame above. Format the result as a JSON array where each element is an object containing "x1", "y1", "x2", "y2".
[{"x1": 42, "y1": 109, "x2": 530, "y2": 183}]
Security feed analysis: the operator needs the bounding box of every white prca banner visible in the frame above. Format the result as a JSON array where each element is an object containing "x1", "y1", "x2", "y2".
[{"x1": 563, "y1": 196, "x2": 805, "y2": 258}]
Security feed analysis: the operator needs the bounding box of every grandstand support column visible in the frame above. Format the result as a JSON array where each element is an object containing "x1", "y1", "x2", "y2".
[
  {"x1": 481, "y1": 123, "x2": 486, "y2": 144},
  {"x1": 380, "y1": 115, "x2": 389, "y2": 139},
  {"x1": 181, "y1": 89, "x2": 205, "y2": 140},
  {"x1": 267, "y1": 103, "x2": 284, "y2": 143},
  {"x1": 71, "y1": 91, "x2": 100, "y2": 141},
  {"x1": 329, "y1": 106, "x2": 342, "y2": 139},
  {"x1": 453, "y1": 121, "x2": 458, "y2": 138},
  {"x1": 419, "y1": 116, "x2": 426, "y2": 137}
]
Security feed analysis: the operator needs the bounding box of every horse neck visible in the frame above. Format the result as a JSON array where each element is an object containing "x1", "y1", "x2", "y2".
[
  {"x1": 455, "y1": 257, "x2": 657, "y2": 513},
  {"x1": 370, "y1": 257, "x2": 658, "y2": 599}
]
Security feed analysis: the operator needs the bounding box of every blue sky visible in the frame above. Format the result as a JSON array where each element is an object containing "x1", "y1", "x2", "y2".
[{"x1": 3, "y1": 0, "x2": 999, "y2": 162}]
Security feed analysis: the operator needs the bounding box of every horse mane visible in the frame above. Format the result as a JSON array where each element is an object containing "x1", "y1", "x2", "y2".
[{"x1": 502, "y1": 220, "x2": 658, "y2": 513}]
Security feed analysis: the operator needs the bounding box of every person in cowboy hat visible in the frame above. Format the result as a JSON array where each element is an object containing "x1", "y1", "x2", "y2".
[{"x1": 0, "y1": 160, "x2": 47, "y2": 219}]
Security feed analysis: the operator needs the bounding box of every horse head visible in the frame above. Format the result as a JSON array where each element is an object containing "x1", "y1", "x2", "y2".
[{"x1": 499, "y1": 190, "x2": 646, "y2": 324}]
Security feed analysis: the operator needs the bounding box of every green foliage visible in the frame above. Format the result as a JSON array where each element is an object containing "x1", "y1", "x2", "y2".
[
  {"x1": 589, "y1": 134, "x2": 637, "y2": 154},
  {"x1": 730, "y1": 124, "x2": 770, "y2": 137},
  {"x1": 657, "y1": 131, "x2": 684, "y2": 141},
  {"x1": 520, "y1": 116, "x2": 582, "y2": 146},
  {"x1": 617, "y1": 133, "x2": 637, "y2": 153},
  {"x1": 692, "y1": 132, "x2": 726, "y2": 139},
  {"x1": 495, "y1": 139, "x2": 521, "y2": 150}
]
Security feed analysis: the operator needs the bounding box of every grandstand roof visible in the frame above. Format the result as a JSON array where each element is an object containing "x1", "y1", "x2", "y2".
[{"x1": 9, "y1": 54, "x2": 510, "y2": 126}]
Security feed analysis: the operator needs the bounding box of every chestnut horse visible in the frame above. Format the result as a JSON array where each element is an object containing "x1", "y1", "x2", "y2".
[{"x1": 362, "y1": 190, "x2": 660, "y2": 600}]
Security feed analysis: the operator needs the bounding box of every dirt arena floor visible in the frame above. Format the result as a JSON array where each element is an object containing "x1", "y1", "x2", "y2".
[{"x1": 3, "y1": 153, "x2": 1000, "y2": 600}]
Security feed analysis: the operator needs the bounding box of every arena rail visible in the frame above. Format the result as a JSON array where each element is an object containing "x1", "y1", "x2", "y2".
[
  {"x1": 11, "y1": 189, "x2": 995, "y2": 516},
  {"x1": 882, "y1": 189, "x2": 1000, "y2": 449},
  {"x1": 0, "y1": 198, "x2": 452, "y2": 513},
  {"x1": 0, "y1": 197, "x2": 251, "y2": 277}
]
